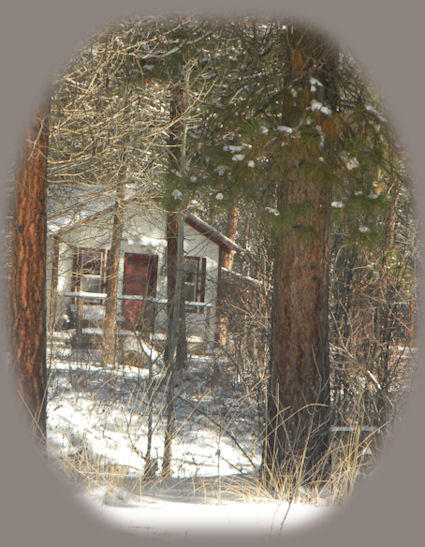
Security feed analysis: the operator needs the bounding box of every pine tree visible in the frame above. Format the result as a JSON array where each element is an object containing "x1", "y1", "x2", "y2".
[
  {"x1": 11, "y1": 98, "x2": 50, "y2": 447},
  {"x1": 261, "y1": 25, "x2": 339, "y2": 485},
  {"x1": 191, "y1": 18, "x2": 408, "y2": 485}
]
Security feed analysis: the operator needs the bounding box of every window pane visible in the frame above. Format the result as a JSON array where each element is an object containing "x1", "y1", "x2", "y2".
[
  {"x1": 184, "y1": 258, "x2": 197, "y2": 271},
  {"x1": 186, "y1": 270, "x2": 197, "y2": 283},
  {"x1": 81, "y1": 276, "x2": 101, "y2": 293},
  {"x1": 185, "y1": 284, "x2": 196, "y2": 302},
  {"x1": 184, "y1": 258, "x2": 198, "y2": 285},
  {"x1": 81, "y1": 251, "x2": 102, "y2": 275}
]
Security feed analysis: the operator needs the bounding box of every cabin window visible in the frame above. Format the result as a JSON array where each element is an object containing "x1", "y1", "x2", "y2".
[
  {"x1": 184, "y1": 256, "x2": 206, "y2": 305},
  {"x1": 72, "y1": 247, "x2": 106, "y2": 300}
]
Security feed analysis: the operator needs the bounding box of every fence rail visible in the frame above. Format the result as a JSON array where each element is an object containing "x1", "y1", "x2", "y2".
[{"x1": 60, "y1": 291, "x2": 216, "y2": 350}]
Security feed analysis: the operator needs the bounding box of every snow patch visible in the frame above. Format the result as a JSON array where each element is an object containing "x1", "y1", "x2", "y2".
[
  {"x1": 232, "y1": 154, "x2": 245, "y2": 162},
  {"x1": 125, "y1": 235, "x2": 167, "y2": 249},
  {"x1": 310, "y1": 100, "x2": 332, "y2": 116},
  {"x1": 365, "y1": 105, "x2": 387, "y2": 123},
  {"x1": 216, "y1": 165, "x2": 229, "y2": 176},
  {"x1": 223, "y1": 145, "x2": 244, "y2": 154},
  {"x1": 277, "y1": 125, "x2": 293, "y2": 135},
  {"x1": 310, "y1": 77, "x2": 323, "y2": 92},
  {"x1": 79, "y1": 492, "x2": 336, "y2": 538},
  {"x1": 341, "y1": 153, "x2": 360, "y2": 170}
]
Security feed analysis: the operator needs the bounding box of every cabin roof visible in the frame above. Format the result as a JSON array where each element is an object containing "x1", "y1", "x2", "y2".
[
  {"x1": 51, "y1": 202, "x2": 242, "y2": 253},
  {"x1": 185, "y1": 213, "x2": 242, "y2": 252}
]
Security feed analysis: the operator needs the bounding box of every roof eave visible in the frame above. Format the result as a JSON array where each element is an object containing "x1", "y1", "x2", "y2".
[{"x1": 184, "y1": 213, "x2": 243, "y2": 253}]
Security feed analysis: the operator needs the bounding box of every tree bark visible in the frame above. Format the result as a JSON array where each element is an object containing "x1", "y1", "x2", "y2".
[
  {"x1": 222, "y1": 203, "x2": 239, "y2": 271},
  {"x1": 10, "y1": 98, "x2": 49, "y2": 447},
  {"x1": 262, "y1": 26, "x2": 338, "y2": 486},
  {"x1": 217, "y1": 202, "x2": 239, "y2": 347},
  {"x1": 263, "y1": 179, "x2": 331, "y2": 483},
  {"x1": 164, "y1": 83, "x2": 187, "y2": 371},
  {"x1": 162, "y1": 83, "x2": 187, "y2": 477},
  {"x1": 162, "y1": 214, "x2": 185, "y2": 477},
  {"x1": 48, "y1": 235, "x2": 60, "y2": 335},
  {"x1": 102, "y1": 156, "x2": 126, "y2": 366},
  {"x1": 165, "y1": 211, "x2": 187, "y2": 370}
]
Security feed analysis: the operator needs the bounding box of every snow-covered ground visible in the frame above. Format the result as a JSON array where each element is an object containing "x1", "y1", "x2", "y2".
[
  {"x1": 46, "y1": 343, "x2": 338, "y2": 538},
  {"x1": 47, "y1": 345, "x2": 260, "y2": 477},
  {"x1": 79, "y1": 487, "x2": 337, "y2": 538}
]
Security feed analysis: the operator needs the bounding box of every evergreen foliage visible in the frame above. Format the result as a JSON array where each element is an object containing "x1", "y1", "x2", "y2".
[{"x1": 46, "y1": 16, "x2": 415, "y2": 489}]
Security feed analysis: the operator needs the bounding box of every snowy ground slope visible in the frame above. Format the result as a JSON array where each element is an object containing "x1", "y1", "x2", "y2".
[
  {"x1": 79, "y1": 487, "x2": 337, "y2": 537},
  {"x1": 47, "y1": 347, "x2": 335, "y2": 537},
  {"x1": 47, "y1": 348, "x2": 260, "y2": 477}
]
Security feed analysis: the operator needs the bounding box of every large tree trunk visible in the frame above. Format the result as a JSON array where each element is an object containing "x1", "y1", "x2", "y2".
[
  {"x1": 102, "y1": 156, "x2": 126, "y2": 366},
  {"x1": 10, "y1": 98, "x2": 49, "y2": 447},
  {"x1": 262, "y1": 26, "x2": 338, "y2": 486},
  {"x1": 263, "y1": 180, "x2": 331, "y2": 484}
]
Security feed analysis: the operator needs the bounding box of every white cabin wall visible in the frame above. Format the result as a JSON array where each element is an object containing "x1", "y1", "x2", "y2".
[
  {"x1": 52, "y1": 205, "x2": 223, "y2": 351},
  {"x1": 183, "y1": 223, "x2": 220, "y2": 350}
]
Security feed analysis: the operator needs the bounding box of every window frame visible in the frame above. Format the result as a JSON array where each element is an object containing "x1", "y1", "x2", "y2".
[
  {"x1": 183, "y1": 256, "x2": 206, "y2": 309},
  {"x1": 71, "y1": 247, "x2": 107, "y2": 303}
]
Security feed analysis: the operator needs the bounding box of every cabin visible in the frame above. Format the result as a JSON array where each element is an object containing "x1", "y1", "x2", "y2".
[{"x1": 47, "y1": 200, "x2": 242, "y2": 356}]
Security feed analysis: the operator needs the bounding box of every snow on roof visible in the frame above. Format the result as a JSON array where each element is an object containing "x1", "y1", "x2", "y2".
[
  {"x1": 50, "y1": 198, "x2": 243, "y2": 253},
  {"x1": 49, "y1": 203, "x2": 117, "y2": 237},
  {"x1": 47, "y1": 183, "x2": 152, "y2": 235},
  {"x1": 221, "y1": 268, "x2": 263, "y2": 287},
  {"x1": 184, "y1": 213, "x2": 243, "y2": 252}
]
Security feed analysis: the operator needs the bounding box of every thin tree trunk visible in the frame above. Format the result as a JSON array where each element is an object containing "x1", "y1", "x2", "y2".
[
  {"x1": 165, "y1": 211, "x2": 187, "y2": 370},
  {"x1": 222, "y1": 203, "x2": 239, "y2": 270},
  {"x1": 102, "y1": 158, "x2": 126, "y2": 367},
  {"x1": 217, "y1": 202, "x2": 239, "y2": 347},
  {"x1": 409, "y1": 300, "x2": 415, "y2": 348},
  {"x1": 164, "y1": 83, "x2": 187, "y2": 370},
  {"x1": 143, "y1": 353, "x2": 158, "y2": 480},
  {"x1": 48, "y1": 235, "x2": 60, "y2": 336},
  {"x1": 10, "y1": 98, "x2": 49, "y2": 447},
  {"x1": 162, "y1": 82, "x2": 188, "y2": 477},
  {"x1": 75, "y1": 293, "x2": 84, "y2": 345},
  {"x1": 162, "y1": 215, "x2": 185, "y2": 477}
]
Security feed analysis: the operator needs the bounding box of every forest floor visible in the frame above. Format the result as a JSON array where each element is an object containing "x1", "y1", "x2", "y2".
[{"x1": 45, "y1": 338, "x2": 359, "y2": 538}]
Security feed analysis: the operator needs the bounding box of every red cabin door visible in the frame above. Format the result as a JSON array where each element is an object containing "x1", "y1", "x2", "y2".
[{"x1": 122, "y1": 253, "x2": 158, "y2": 331}]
